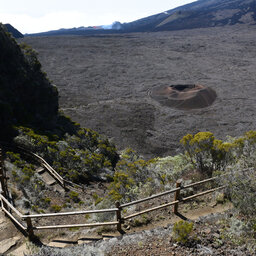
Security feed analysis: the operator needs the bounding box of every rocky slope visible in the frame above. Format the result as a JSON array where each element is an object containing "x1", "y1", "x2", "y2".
[{"x1": 122, "y1": 0, "x2": 256, "y2": 32}]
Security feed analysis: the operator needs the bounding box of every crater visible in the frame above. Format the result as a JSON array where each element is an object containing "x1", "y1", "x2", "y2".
[{"x1": 150, "y1": 84, "x2": 217, "y2": 110}]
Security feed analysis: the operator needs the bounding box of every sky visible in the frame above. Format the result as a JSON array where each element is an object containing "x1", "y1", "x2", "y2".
[{"x1": 0, "y1": 0, "x2": 197, "y2": 34}]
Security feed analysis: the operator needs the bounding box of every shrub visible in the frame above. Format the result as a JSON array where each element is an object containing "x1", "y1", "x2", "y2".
[
  {"x1": 223, "y1": 168, "x2": 256, "y2": 216},
  {"x1": 43, "y1": 197, "x2": 51, "y2": 204},
  {"x1": 6, "y1": 151, "x2": 21, "y2": 162},
  {"x1": 92, "y1": 193, "x2": 103, "y2": 206},
  {"x1": 69, "y1": 191, "x2": 80, "y2": 203},
  {"x1": 180, "y1": 132, "x2": 237, "y2": 176},
  {"x1": 131, "y1": 214, "x2": 152, "y2": 227},
  {"x1": 107, "y1": 149, "x2": 158, "y2": 203},
  {"x1": 51, "y1": 204, "x2": 62, "y2": 212},
  {"x1": 173, "y1": 220, "x2": 194, "y2": 244},
  {"x1": 108, "y1": 170, "x2": 135, "y2": 202}
]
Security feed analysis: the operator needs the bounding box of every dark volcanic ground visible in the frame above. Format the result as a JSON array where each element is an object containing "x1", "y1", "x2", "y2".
[{"x1": 21, "y1": 25, "x2": 256, "y2": 158}]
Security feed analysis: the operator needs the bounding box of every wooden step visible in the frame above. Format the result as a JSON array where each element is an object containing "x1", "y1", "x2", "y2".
[
  {"x1": 40, "y1": 172, "x2": 57, "y2": 186},
  {"x1": 46, "y1": 179, "x2": 57, "y2": 186},
  {"x1": 47, "y1": 238, "x2": 77, "y2": 248}
]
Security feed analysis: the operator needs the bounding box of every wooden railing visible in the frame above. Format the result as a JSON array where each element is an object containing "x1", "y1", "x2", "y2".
[
  {"x1": 0, "y1": 173, "x2": 225, "y2": 240},
  {"x1": 0, "y1": 142, "x2": 83, "y2": 192},
  {"x1": 29, "y1": 150, "x2": 83, "y2": 191},
  {"x1": 120, "y1": 177, "x2": 225, "y2": 222}
]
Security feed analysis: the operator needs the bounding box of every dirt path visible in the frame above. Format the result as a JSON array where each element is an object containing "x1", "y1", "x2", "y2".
[
  {"x1": 0, "y1": 211, "x2": 25, "y2": 255},
  {"x1": 109, "y1": 202, "x2": 233, "y2": 237}
]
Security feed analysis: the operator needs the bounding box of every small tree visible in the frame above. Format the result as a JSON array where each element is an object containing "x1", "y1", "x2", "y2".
[{"x1": 180, "y1": 132, "x2": 216, "y2": 175}]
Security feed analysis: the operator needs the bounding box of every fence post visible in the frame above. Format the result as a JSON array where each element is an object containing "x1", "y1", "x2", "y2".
[
  {"x1": 0, "y1": 191, "x2": 7, "y2": 211},
  {"x1": 0, "y1": 148, "x2": 8, "y2": 211},
  {"x1": 25, "y1": 212, "x2": 35, "y2": 241},
  {"x1": 115, "y1": 201, "x2": 122, "y2": 233},
  {"x1": 0, "y1": 148, "x2": 5, "y2": 195},
  {"x1": 173, "y1": 179, "x2": 182, "y2": 214}
]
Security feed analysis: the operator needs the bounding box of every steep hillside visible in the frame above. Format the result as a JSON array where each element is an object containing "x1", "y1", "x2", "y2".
[
  {"x1": 122, "y1": 0, "x2": 256, "y2": 32},
  {"x1": 0, "y1": 23, "x2": 58, "y2": 139}
]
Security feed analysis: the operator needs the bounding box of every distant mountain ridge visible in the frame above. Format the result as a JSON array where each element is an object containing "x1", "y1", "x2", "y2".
[
  {"x1": 28, "y1": 0, "x2": 256, "y2": 36},
  {"x1": 4, "y1": 24, "x2": 23, "y2": 38}
]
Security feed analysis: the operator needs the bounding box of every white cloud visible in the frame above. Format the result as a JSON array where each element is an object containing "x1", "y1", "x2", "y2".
[{"x1": 1, "y1": 11, "x2": 117, "y2": 33}]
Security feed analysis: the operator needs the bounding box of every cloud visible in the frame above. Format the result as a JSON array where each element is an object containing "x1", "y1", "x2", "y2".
[{"x1": 1, "y1": 11, "x2": 121, "y2": 33}]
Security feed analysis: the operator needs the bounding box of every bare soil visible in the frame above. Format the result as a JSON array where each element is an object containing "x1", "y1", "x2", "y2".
[{"x1": 21, "y1": 25, "x2": 256, "y2": 158}]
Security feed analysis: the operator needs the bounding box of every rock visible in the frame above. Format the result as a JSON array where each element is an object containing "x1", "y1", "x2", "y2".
[
  {"x1": 216, "y1": 193, "x2": 225, "y2": 204},
  {"x1": 125, "y1": 225, "x2": 130, "y2": 230},
  {"x1": 210, "y1": 202, "x2": 217, "y2": 208},
  {"x1": 213, "y1": 232, "x2": 220, "y2": 239},
  {"x1": 204, "y1": 227, "x2": 212, "y2": 234},
  {"x1": 0, "y1": 236, "x2": 20, "y2": 254},
  {"x1": 0, "y1": 218, "x2": 5, "y2": 225},
  {"x1": 197, "y1": 244, "x2": 213, "y2": 255}
]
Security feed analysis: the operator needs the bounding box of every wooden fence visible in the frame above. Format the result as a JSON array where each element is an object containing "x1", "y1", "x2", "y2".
[
  {"x1": 0, "y1": 167, "x2": 225, "y2": 240},
  {"x1": 0, "y1": 142, "x2": 83, "y2": 192}
]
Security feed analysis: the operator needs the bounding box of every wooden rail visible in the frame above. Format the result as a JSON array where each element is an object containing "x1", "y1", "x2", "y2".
[
  {"x1": 0, "y1": 193, "x2": 23, "y2": 218},
  {"x1": 34, "y1": 221, "x2": 119, "y2": 230},
  {"x1": 123, "y1": 200, "x2": 179, "y2": 220},
  {"x1": 182, "y1": 186, "x2": 225, "y2": 201},
  {"x1": 24, "y1": 208, "x2": 118, "y2": 219},
  {"x1": 120, "y1": 187, "x2": 180, "y2": 208},
  {"x1": 0, "y1": 142, "x2": 83, "y2": 191},
  {"x1": 1, "y1": 205, "x2": 26, "y2": 231}
]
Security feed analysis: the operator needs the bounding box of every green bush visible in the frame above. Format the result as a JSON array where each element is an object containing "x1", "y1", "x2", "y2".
[
  {"x1": 107, "y1": 149, "x2": 157, "y2": 203},
  {"x1": 180, "y1": 132, "x2": 238, "y2": 176},
  {"x1": 92, "y1": 193, "x2": 103, "y2": 206},
  {"x1": 51, "y1": 204, "x2": 62, "y2": 212},
  {"x1": 69, "y1": 191, "x2": 80, "y2": 203},
  {"x1": 6, "y1": 151, "x2": 21, "y2": 162},
  {"x1": 131, "y1": 214, "x2": 151, "y2": 227},
  {"x1": 224, "y1": 168, "x2": 256, "y2": 216},
  {"x1": 173, "y1": 220, "x2": 194, "y2": 244}
]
